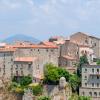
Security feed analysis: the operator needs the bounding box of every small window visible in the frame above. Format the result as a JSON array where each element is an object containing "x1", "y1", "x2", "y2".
[
  {"x1": 28, "y1": 64, "x2": 31, "y2": 70},
  {"x1": 85, "y1": 76, "x2": 87, "y2": 80},
  {"x1": 92, "y1": 69, "x2": 94, "y2": 73},
  {"x1": 16, "y1": 71, "x2": 18, "y2": 75},
  {"x1": 85, "y1": 68, "x2": 87, "y2": 72},
  {"x1": 30, "y1": 49, "x2": 33, "y2": 51},
  {"x1": 51, "y1": 49, "x2": 54, "y2": 52},
  {"x1": 46, "y1": 49, "x2": 48, "y2": 52},
  {"x1": 99, "y1": 92, "x2": 100, "y2": 96},
  {"x1": 97, "y1": 76, "x2": 99, "y2": 79},
  {"x1": 97, "y1": 69, "x2": 99, "y2": 73},
  {"x1": 94, "y1": 92, "x2": 97, "y2": 97},
  {"x1": 21, "y1": 71, "x2": 23, "y2": 75},
  {"x1": 94, "y1": 43, "x2": 96, "y2": 46},
  {"x1": 92, "y1": 83, "x2": 94, "y2": 87},
  {"x1": 97, "y1": 83, "x2": 99, "y2": 87},
  {"x1": 82, "y1": 92, "x2": 85, "y2": 96},
  {"x1": 89, "y1": 92, "x2": 92, "y2": 96},
  {"x1": 92, "y1": 76, "x2": 94, "y2": 79},
  {"x1": 85, "y1": 83, "x2": 87, "y2": 86},
  {"x1": 36, "y1": 65, "x2": 39, "y2": 69}
]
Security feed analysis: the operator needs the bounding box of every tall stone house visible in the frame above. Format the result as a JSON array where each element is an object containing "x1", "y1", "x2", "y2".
[{"x1": 0, "y1": 42, "x2": 58, "y2": 82}]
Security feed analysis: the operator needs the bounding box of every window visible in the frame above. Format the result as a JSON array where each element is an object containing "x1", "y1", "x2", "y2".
[
  {"x1": 30, "y1": 49, "x2": 33, "y2": 51},
  {"x1": 16, "y1": 71, "x2": 18, "y2": 76},
  {"x1": 51, "y1": 49, "x2": 54, "y2": 52},
  {"x1": 97, "y1": 76, "x2": 99, "y2": 79},
  {"x1": 97, "y1": 83, "x2": 99, "y2": 87},
  {"x1": 85, "y1": 76, "x2": 87, "y2": 80},
  {"x1": 92, "y1": 76, "x2": 94, "y2": 79},
  {"x1": 99, "y1": 92, "x2": 100, "y2": 96},
  {"x1": 94, "y1": 92, "x2": 97, "y2": 97},
  {"x1": 85, "y1": 83, "x2": 87, "y2": 86},
  {"x1": 82, "y1": 92, "x2": 85, "y2": 96},
  {"x1": 89, "y1": 92, "x2": 92, "y2": 96},
  {"x1": 92, "y1": 69, "x2": 94, "y2": 73},
  {"x1": 94, "y1": 43, "x2": 96, "y2": 46},
  {"x1": 85, "y1": 68, "x2": 87, "y2": 72},
  {"x1": 21, "y1": 71, "x2": 23, "y2": 75},
  {"x1": 97, "y1": 69, "x2": 99, "y2": 73},
  {"x1": 16, "y1": 65, "x2": 18, "y2": 70},
  {"x1": 46, "y1": 49, "x2": 48, "y2": 52},
  {"x1": 36, "y1": 65, "x2": 39, "y2": 69},
  {"x1": 92, "y1": 83, "x2": 94, "y2": 87},
  {"x1": 38, "y1": 49, "x2": 40, "y2": 52},
  {"x1": 28, "y1": 64, "x2": 31, "y2": 70}
]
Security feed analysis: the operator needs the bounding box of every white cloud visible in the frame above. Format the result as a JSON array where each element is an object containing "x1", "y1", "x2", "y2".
[{"x1": 0, "y1": 0, "x2": 100, "y2": 40}]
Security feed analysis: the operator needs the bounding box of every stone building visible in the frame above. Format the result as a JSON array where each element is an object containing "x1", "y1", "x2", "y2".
[
  {"x1": 59, "y1": 40, "x2": 79, "y2": 73},
  {"x1": 0, "y1": 42, "x2": 58, "y2": 82},
  {"x1": 70, "y1": 32, "x2": 100, "y2": 60},
  {"x1": 80, "y1": 65, "x2": 100, "y2": 100},
  {"x1": 89, "y1": 36, "x2": 100, "y2": 59}
]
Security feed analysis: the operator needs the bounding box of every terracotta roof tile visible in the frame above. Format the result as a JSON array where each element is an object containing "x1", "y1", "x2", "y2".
[
  {"x1": 62, "y1": 55, "x2": 76, "y2": 60},
  {"x1": 14, "y1": 57, "x2": 37, "y2": 62}
]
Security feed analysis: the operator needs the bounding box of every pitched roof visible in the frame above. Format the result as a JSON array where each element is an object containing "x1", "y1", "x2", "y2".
[
  {"x1": 40, "y1": 41, "x2": 56, "y2": 46},
  {"x1": 14, "y1": 57, "x2": 37, "y2": 62},
  {"x1": 62, "y1": 55, "x2": 76, "y2": 60}
]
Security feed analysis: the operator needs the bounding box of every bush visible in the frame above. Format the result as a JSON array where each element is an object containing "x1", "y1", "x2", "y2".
[
  {"x1": 38, "y1": 96, "x2": 51, "y2": 100},
  {"x1": 44, "y1": 63, "x2": 70, "y2": 85},
  {"x1": 78, "y1": 96, "x2": 91, "y2": 100},
  {"x1": 31, "y1": 84, "x2": 43, "y2": 96},
  {"x1": 12, "y1": 76, "x2": 32, "y2": 86}
]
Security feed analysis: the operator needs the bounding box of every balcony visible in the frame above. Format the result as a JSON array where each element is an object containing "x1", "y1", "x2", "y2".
[{"x1": 90, "y1": 72, "x2": 100, "y2": 76}]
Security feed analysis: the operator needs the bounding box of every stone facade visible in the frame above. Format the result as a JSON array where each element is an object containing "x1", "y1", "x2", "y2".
[
  {"x1": 80, "y1": 65, "x2": 100, "y2": 100},
  {"x1": 0, "y1": 43, "x2": 58, "y2": 82},
  {"x1": 70, "y1": 32, "x2": 100, "y2": 59}
]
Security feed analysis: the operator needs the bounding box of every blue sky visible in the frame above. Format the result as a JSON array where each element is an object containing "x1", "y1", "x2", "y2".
[{"x1": 0, "y1": 0, "x2": 100, "y2": 40}]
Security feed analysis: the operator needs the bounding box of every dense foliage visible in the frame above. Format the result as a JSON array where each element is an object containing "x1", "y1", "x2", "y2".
[
  {"x1": 31, "y1": 84, "x2": 43, "y2": 96},
  {"x1": 78, "y1": 96, "x2": 91, "y2": 100},
  {"x1": 77, "y1": 55, "x2": 89, "y2": 77},
  {"x1": 69, "y1": 74, "x2": 81, "y2": 92},
  {"x1": 96, "y1": 59, "x2": 100, "y2": 65},
  {"x1": 44, "y1": 63, "x2": 70, "y2": 85},
  {"x1": 69, "y1": 94, "x2": 91, "y2": 100},
  {"x1": 38, "y1": 96, "x2": 51, "y2": 100},
  {"x1": 12, "y1": 76, "x2": 32, "y2": 86}
]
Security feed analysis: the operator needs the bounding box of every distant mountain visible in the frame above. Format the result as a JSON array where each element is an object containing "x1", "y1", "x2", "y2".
[{"x1": 2, "y1": 34, "x2": 40, "y2": 44}]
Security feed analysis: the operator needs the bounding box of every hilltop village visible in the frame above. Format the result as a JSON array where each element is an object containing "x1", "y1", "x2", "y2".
[{"x1": 0, "y1": 32, "x2": 100, "y2": 100}]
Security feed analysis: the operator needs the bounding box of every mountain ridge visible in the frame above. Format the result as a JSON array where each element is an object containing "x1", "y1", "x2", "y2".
[{"x1": 2, "y1": 34, "x2": 40, "y2": 44}]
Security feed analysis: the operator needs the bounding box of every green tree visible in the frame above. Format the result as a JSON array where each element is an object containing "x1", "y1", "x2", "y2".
[
  {"x1": 44, "y1": 63, "x2": 70, "y2": 85},
  {"x1": 38, "y1": 96, "x2": 51, "y2": 100},
  {"x1": 69, "y1": 74, "x2": 80, "y2": 92},
  {"x1": 96, "y1": 59, "x2": 100, "y2": 65},
  {"x1": 12, "y1": 76, "x2": 32, "y2": 86},
  {"x1": 77, "y1": 55, "x2": 89, "y2": 77},
  {"x1": 31, "y1": 84, "x2": 43, "y2": 96},
  {"x1": 78, "y1": 96, "x2": 91, "y2": 100}
]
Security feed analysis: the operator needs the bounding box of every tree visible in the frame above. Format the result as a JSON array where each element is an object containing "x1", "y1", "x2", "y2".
[
  {"x1": 96, "y1": 59, "x2": 100, "y2": 65},
  {"x1": 77, "y1": 55, "x2": 89, "y2": 77},
  {"x1": 78, "y1": 96, "x2": 91, "y2": 100},
  {"x1": 12, "y1": 76, "x2": 32, "y2": 86},
  {"x1": 44, "y1": 63, "x2": 70, "y2": 85},
  {"x1": 30, "y1": 84, "x2": 43, "y2": 96},
  {"x1": 38, "y1": 96, "x2": 51, "y2": 100},
  {"x1": 69, "y1": 74, "x2": 80, "y2": 92}
]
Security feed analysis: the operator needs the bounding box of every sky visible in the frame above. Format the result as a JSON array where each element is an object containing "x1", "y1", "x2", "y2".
[{"x1": 0, "y1": 0, "x2": 100, "y2": 41}]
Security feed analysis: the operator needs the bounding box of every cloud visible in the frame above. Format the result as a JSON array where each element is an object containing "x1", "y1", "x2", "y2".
[{"x1": 0, "y1": 0, "x2": 100, "y2": 40}]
